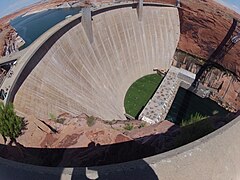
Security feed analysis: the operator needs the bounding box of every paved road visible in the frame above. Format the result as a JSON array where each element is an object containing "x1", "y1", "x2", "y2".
[{"x1": 0, "y1": 48, "x2": 28, "y2": 65}]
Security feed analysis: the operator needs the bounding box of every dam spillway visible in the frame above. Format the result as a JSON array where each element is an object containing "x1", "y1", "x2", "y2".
[{"x1": 13, "y1": 6, "x2": 180, "y2": 120}]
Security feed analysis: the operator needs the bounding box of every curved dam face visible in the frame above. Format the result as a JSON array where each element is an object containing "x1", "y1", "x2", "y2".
[{"x1": 13, "y1": 6, "x2": 180, "y2": 120}]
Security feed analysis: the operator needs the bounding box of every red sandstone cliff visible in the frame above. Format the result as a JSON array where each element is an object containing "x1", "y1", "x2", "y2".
[{"x1": 179, "y1": 0, "x2": 240, "y2": 75}]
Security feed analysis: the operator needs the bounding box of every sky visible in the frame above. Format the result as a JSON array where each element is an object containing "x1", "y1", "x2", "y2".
[
  {"x1": 0, "y1": 0, "x2": 240, "y2": 18},
  {"x1": 217, "y1": 0, "x2": 240, "y2": 13},
  {"x1": 0, "y1": 0, "x2": 41, "y2": 18}
]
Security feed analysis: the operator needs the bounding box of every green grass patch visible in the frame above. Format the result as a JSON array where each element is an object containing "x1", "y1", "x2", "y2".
[{"x1": 124, "y1": 74, "x2": 163, "y2": 118}]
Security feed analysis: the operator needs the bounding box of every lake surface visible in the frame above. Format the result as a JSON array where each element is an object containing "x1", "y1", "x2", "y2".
[
  {"x1": 166, "y1": 87, "x2": 229, "y2": 124},
  {"x1": 10, "y1": 7, "x2": 81, "y2": 48}
]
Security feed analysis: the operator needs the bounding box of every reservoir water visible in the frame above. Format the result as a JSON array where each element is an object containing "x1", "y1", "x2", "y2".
[
  {"x1": 10, "y1": 7, "x2": 81, "y2": 48},
  {"x1": 166, "y1": 87, "x2": 229, "y2": 124}
]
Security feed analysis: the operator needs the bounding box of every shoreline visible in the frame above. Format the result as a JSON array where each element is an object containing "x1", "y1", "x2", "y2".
[
  {"x1": 22, "y1": 9, "x2": 48, "y2": 17},
  {"x1": 21, "y1": 1, "x2": 79, "y2": 18}
]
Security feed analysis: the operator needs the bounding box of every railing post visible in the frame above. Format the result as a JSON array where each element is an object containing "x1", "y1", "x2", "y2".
[
  {"x1": 82, "y1": 7, "x2": 93, "y2": 43},
  {"x1": 137, "y1": 0, "x2": 143, "y2": 21}
]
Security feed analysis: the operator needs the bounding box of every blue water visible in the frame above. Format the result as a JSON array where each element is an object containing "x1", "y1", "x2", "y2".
[
  {"x1": 166, "y1": 87, "x2": 229, "y2": 124},
  {"x1": 10, "y1": 7, "x2": 81, "y2": 48}
]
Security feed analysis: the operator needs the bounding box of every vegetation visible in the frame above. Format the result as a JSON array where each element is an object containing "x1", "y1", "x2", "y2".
[
  {"x1": 86, "y1": 116, "x2": 96, "y2": 127},
  {"x1": 124, "y1": 74, "x2": 163, "y2": 118},
  {"x1": 49, "y1": 113, "x2": 56, "y2": 121},
  {"x1": 181, "y1": 112, "x2": 208, "y2": 127},
  {"x1": 49, "y1": 113, "x2": 65, "y2": 124},
  {"x1": 138, "y1": 122, "x2": 146, "y2": 129},
  {"x1": 173, "y1": 117, "x2": 214, "y2": 149},
  {"x1": 123, "y1": 123, "x2": 134, "y2": 131},
  {"x1": 0, "y1": 102, "x2": 24, "y2": 143},
  {"x1": 104, "y1": 119, "x2": 118, "y2": 126},
  {"x1": 56, "y1": 118, "x2": 65, "y2": 124}
]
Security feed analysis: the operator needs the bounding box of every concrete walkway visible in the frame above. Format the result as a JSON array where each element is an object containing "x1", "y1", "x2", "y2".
[
  {"x1": 139, "y1": 66, "x2": 196, "y2": 124},
  {"x1": 0, "y1": 48, "x2": 28, "y2": 65},
  {"x1": 139, "y1": 66, "x2": 180, "y2": 123}
]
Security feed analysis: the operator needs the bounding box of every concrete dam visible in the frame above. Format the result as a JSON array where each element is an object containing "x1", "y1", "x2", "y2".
[
  {"x1": 12, "y1": 5, "x2": 180, "y2": 120},
  {"x1": 0, "y1": 2, "x2": 240, "y2": 180}
]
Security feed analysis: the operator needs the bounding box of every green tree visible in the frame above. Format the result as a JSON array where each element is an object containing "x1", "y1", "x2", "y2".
[{"x1": 0, "y1": 102, "x2": 23, "y2": 143}]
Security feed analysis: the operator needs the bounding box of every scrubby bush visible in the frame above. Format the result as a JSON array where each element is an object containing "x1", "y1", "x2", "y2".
[
  {"x1": 124, "y1": 123, "x2": 134, "y2": 131},
  {"x1": 49, "y1": 113, "x2": 56, "y2": 121},
  {"x1": 56, "y1": 118, "x2": 65, "y2": 124},
  {"x1": 138, "y1": 122, "x2": 146, "y2": 129},
  {"x1": 181, "y1": 112, "x2": 208, "y2": 127},
  {"x1": 87, "y1": 116, "x2": 96, "y2": 127},
  {"x1": 0, "y1": 102, "x2": 24, "y2": 143}
]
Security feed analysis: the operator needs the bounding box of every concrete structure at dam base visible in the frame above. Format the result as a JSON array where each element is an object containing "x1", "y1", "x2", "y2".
[{"x1": 0, "y1": 2, "x2": 239, "y2": 180}]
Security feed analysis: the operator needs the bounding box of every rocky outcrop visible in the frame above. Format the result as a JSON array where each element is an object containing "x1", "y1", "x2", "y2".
[
  {"x1": 0, "y1": 113, "x2": 176, "y2": 165},
  {"x1": 172, "y1": 49, "x2": 240, "y2": 111},
  {"x1": 172, "y1": 0, "x2": 240, "y2": 111},
  {"x1": 0, "y1": 24, "x2": 25, "y2": 57},
  {"x1": 1, "y1": 110, "x2": 238, "y2": 167},
  {"x1": 202, "y1": 68, "x2": 240, "y2": 112},
  {"x1": 2, "y1": 28, "x2": 25, "y2": 56},
  {"x1": 178, "y1": 0, "x2": 240, "y2": 76}
]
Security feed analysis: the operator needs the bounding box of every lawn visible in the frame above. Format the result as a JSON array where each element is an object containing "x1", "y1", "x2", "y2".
[{"x1": 124, "y1": 73, "x2": 163, "y2": 118}]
